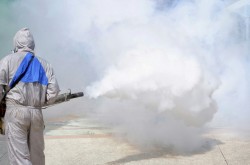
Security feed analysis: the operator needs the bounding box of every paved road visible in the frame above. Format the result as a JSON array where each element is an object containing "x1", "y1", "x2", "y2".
[{"x1": 1, "y1": 116, "x2": 250, "y2": 165}]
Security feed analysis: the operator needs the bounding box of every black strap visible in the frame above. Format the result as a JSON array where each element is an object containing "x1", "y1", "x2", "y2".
[{"x1": 2, "y1": 55, "x2": 35, "y2": 100}]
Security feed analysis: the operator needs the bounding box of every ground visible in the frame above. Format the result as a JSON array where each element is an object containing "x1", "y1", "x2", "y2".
[{"x1": 1, "y1": 115, "x2": 250, "y2": 165}]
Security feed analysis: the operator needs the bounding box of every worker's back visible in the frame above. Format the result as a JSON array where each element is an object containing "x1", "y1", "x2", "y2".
[{"x1": 0, "y1": 51, "x2": 59, "y2": 107}]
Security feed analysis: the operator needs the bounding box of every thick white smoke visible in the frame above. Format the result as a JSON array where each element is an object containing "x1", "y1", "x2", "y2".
[{"x1": 5, "y1": 0, "x2": 249, "y2": 152}]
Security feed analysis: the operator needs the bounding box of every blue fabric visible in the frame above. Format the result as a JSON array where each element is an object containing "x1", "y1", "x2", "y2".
[{"x1": 10, "y1": 52, "x2": 48, "y2": 88}]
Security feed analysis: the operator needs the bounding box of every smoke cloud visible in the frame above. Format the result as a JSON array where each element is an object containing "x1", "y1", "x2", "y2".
[{"x1": 0, "y1": 0, "x2": 249, "y2": 152}]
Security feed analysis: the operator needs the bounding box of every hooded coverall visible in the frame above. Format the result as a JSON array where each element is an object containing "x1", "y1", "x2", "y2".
[{"x1": 0, "y1": 28, "x2": 60, "y2": 165}]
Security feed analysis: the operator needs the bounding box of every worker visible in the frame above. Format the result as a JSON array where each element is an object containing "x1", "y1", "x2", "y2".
[{"x1": 0, "y1": 28, "x2": 60, "y2": 165}]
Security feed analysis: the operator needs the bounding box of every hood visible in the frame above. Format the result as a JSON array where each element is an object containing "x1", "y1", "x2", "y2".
[{"x1": 13, "y1": 28, "x2": 35, "y2": 54}]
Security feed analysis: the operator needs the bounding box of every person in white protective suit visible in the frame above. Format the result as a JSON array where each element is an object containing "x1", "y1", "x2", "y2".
[{"x1": 0, "y1": 28, "x2": 60, "y2": 165}]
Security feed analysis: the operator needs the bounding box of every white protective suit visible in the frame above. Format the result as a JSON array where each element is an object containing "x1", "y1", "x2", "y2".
[{"x1": 0, "y1": 28, "x2": 60, "y2": 165}]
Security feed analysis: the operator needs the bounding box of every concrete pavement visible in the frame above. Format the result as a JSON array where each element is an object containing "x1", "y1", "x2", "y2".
[{"x1": 1, "y1": 116, "x2": 250, "y2": 165}]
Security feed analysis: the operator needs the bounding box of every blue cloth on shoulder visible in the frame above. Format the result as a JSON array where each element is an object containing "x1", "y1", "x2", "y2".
[{"x1": 10, "y1": 52, "x2": 48, "y2": 88}]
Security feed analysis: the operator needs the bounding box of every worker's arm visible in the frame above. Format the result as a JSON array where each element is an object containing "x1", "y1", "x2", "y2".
[{"x1": 46, "y1": 65, "x2": 60, "y2": 104}]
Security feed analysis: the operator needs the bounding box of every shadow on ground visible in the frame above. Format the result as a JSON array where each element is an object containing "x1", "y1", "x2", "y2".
[{"x1": 107, "y1": 137, "x2": 223, "y2": 165}]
